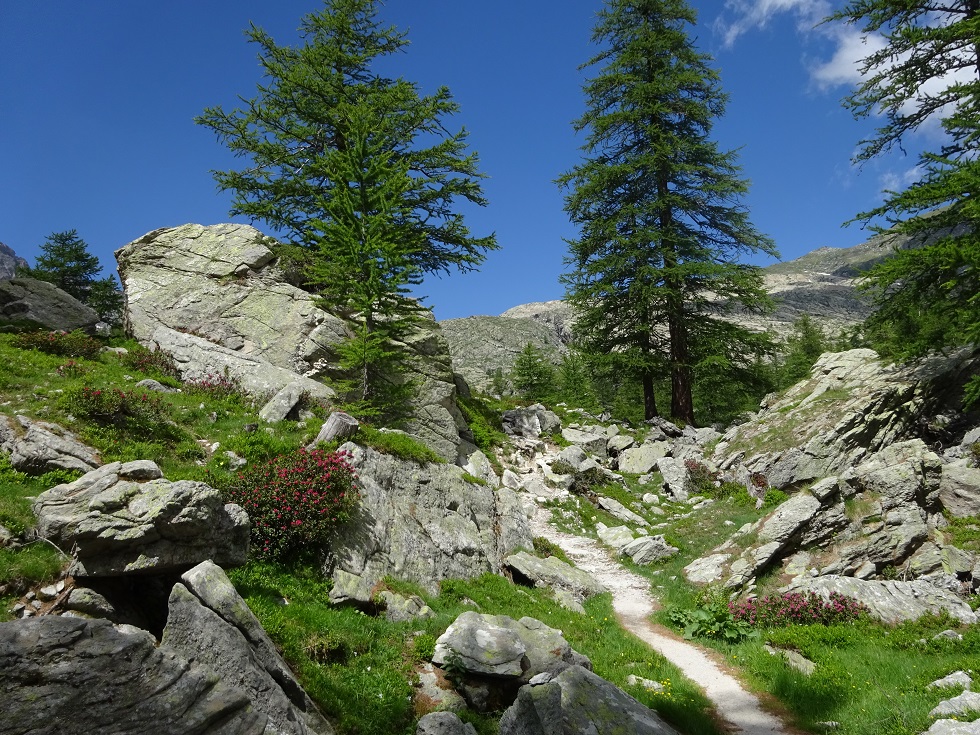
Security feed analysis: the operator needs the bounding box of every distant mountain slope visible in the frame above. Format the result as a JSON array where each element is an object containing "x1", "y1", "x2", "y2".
[
  {"x1": 441, "y1": 233, "x2": 907, "y2": 391},
  {"x1": 0, "y1": 242, "x2": 28, "y2": 280}
]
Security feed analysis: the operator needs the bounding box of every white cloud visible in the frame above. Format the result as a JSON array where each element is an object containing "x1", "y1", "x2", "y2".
[
  {"x1": 715, "y1": 0, "x2": 830, "y2": 48},
  {"x1": 809, "y1": 26, "x2": 885, "y2": 89},
  {"x1": 879, "y1": 165, "x2": 923, "y2": 194}
]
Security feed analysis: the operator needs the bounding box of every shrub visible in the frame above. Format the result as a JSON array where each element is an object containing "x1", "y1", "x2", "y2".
[
  {"x1": 12, "y1": 330, "x2": 102, "y2": 359},
  {"x1": 729, "y1": 591, "x2": 868, "y2": 628},
  {"x1": 61, "y1": 386, "x2": 178, "y2": 440},
  {"x1": 668, "y1": 598, "x2": 758, "y2": 643},
  {"x1": 56, "y1": 360, "x2": 87, "y2": 378},
  {"x1": 185, "y1": 372, "x2": 250, "y2": 404},
  {"x1": 532, "y1": 536, "x2": 572, "y2": 565},
  {"x1": 684, "y1": 459, "x2": 719, "y2": 494},
  {"x1": 225, "y1": 448, "x2": 359, "y2": 561},
  {"x1": 120, "y1": 345, "x2": 181, "y2": 381}
]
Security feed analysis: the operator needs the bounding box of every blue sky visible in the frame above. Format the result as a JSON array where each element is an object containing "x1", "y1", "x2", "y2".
[{"x1": 1, "y1": 1, "x2": 934, "y2": 320}]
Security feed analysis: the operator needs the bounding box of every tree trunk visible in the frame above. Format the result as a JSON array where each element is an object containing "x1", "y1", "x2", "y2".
[
  {"x1": 641, "y1": 370, "x2": 658, "y2": 421},
  {"x1": 668, "y1": 311, "x2": 694, "y2": 425}
]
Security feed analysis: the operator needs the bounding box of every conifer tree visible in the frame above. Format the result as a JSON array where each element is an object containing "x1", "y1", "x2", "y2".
[
  {"x1": 827, "y1": 2, "x2": 980, "y2": 376},
  {"x1": 558, "y1": 0, "x2": 776, "y2": 424},
  {"x1": 196, "y1": 0, "x2": 495, "y2": 417}
]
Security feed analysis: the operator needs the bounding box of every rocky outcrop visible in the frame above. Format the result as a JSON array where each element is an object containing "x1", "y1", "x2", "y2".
[
  {"x1": 504, "y1": 551, "x2": 605, "y2": 599},
  {"x1": 32, "y1": 461, "x2": 249, "y2": 577},
  {"x1": 116, "y1": 223, "x2": 349, "y2": 375},
  {"x1": 0, "y1": 277, "x2": 100, "y2": 333},
  {"x1": 118, "y1": 223, "x2": 470, "y2": 461},
  {"x1": 327, "y1": 444, "x2": 533, "y2": 603},
  {"x1": 0, "y1": 616, "x2": 269, "y2": 735},
  {"x1": 497, "y1": 665, "x2": 680, "y2": 735},
  {"x1": 502, "y1": 404, "x2": 561, "y2": 439},
  {"x1": 785, "y1": 575, "x2": 978, "y2": 625},
  {"x1": 714, "y1": 348, "x2": 978, "y2": 490},
  {"x1": 0, "y1": 414, "x2": 101, "y2": 475},
  {"x1": 0, "y1": 242, "x2": 28, "y2": 280},
  {"x1": 162, "y1": 561, "x2": 331, "y2": 735}
]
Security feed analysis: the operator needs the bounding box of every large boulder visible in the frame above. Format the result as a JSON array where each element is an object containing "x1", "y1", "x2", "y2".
[
  {"x1": 432, "y1": 612, "x2": 590, "y2": 681},
  {"x1": 32, "y1": 461, "x2": 249, "y2": 577},
  {"x1": 0, "y1": 616, "x2": 268, "y2": 735},
  {"x1": 0, "y1": 277, "x2": 100, "y2": 333},
  {"x1": 162, "y1": 561, "x2": 331, "y2": 735},
  {"x1": 327, "y1": 444, "x2": 533, "y2": 602},
  {"x1": 939, "y1": 463, "x2": 980, "y2": 518},
  {"x1": 504, "y1": 551, "x2": 605, "y2": 599},
  {"x1": 116, "y1": 223, "x2": 348, "y2": 375},
  {"x1": 0, "y1": 414, "x2": 101, "y2": 475},
  {"x1": 497, "y1": 665, "x2": 680, "y2": 735}
]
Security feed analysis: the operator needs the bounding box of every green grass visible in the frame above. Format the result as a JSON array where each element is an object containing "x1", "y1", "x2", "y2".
[
  {"x1": 356, "y1": 425, "x2": 446, "y2": 464},
  {"x1": 229, "y1": 562, "x2": 723, "y2": 735}
]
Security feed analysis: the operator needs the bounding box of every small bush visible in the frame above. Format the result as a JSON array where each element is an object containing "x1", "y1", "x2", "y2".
[
  {"x1": 61, "y1": 386, "x2": 179, "y2": 440},
  {"x1": 56, "y1": 360, "x2": 87, "y2": 378},
  {"x1": 668, "y1": 596, "x2": 758, "y2": 643},
  {"x1": 185, "y1": 372, "x2": 250, "y2": 404},
  {"x1": 120, "y1": 345, "x2": 181, "y2": 381},
  {"x1": 729, "y1": 591, "x2": 868, "y2": 628},
  {"x1": 225, "y1": 448, "x2": 359, "y2": 561},
  {"x1": 12, "y1": 330, "x2": 102, "y2": 359},
  {"x1": 684, "y1": 459, "x2": 719, "y2": 494},
  {"x1": 532, "y1": 536, "x2": 572, "y2": 565}
]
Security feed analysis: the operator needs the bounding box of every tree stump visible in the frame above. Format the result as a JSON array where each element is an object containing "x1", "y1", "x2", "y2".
[{"x1": 307, "y1": 411, "x2": 359, "y2": 449}]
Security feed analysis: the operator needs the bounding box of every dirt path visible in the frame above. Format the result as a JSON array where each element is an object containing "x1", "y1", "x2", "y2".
[{"x1": 521, "y1": 466, "x2": 793, "y2": 735}]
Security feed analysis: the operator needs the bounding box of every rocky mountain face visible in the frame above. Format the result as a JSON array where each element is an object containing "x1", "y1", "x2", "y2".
[
  {"x1": 0, "y1": 242, "x2": 28, "y2": 280},
  {"x1": 439, "y1": 234, "x2": 899, "y2": 390}
]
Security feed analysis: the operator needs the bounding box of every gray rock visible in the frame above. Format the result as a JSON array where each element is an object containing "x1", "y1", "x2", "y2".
[
  {"x1": 505, "y1": 551, "x2": 605, "y2": 599},
  {"x1": 149, "y1": 325, "x2": 334, "y2": 406},
  {"x1": 607, "y1": 434, "x2": 636, "y2": 456},
  {"x1": 597, "y1": 496, "x2": 648, "y2": 527},
  {"x1": 597, "y1": 524, "x2": 635, "y2": 551},
  {"x1": 765, "y1": 644, "x2": 816, "y2": 675},
  {"x1": 0, "y1": 277, "x2": 100, "y2": 333},
  {"x1": 923, "y1": 720, "x2": 980, "y2": 735},
  {"x1": 415, "y1": 663, "x2": 468, "y2": 713},
  {"x1": 785, "y1": 575, "x2": 978, "y2": 625},
  {"x1": 377, "y1": 591, "x2": 434, "y2": 622},
  {"x1": 416, "y1": 712, "x2": 477, "y2": 735},
  {"x1": 64, "y1": 586, "x2": 117, "y2": 618},
  {"x1": 498, "y1": 665, "x2": 680, "y2": 735},
  {"x1": 556, "y1": 444, "x2": 588, "y2": 471},
  {"x1": 134, "y1": 378, "x2": 176, "y2": 392},
  {"x1": 939, "y1": 464, "x2": 980, "y2": 518},
  {"x1": 929, "y1": 671, "x2": 973, "y2": 690},
  {"x1": 618, "y1": 442, "x2": 668, "y2": 474},
  {"x1": 621, "y1": 535, "x2": 679, "y2": 565},
  {"x1": 433, "y1": 612, "x2": 590, "y2": 681},
  {"x1": 463, "y1": 448, "x2": 501, "y2": 487},
  {"x1": 503, "y1": 405, "x2": 561, "y2": 438},
  {"x1": 32, "y1": 462, "x2": 249, "y2": 577},
  {"x1": 258, "y1": 380, "x2": 308, "y2": 423},
  {"x1": 328, "y1": 445, "x2": 532, "y2": 602},
  {"x1": 626, "y1": 675, "x2": 665, "y2": 692},
  {"x1": 116, "y1": 223, "x2": 349, "y2": 375},
  {"x1": 163, "y1": 563, "x2": 330, "y2": 735},
  {"x1": 0, "y1": 414, "x2": 100, "y2": 475},
  {"x1": 0, "y1": 241, "x2": 28, "y2": 280},
  {"x1": 683, "y1": 553, "x2": 732, "y2": 585},
  {"x1": 561, "y1": 427, "x2": 607, "y2": 458},
  {"x1": 656, "y1": 457, "x2": 690, "y2": 500},
  {"x1": 0, "y1": 616, "x2": 268, "y2": 734},
  {"x1": 930, "y1": 691, "x2": 980, "y2": 718}
]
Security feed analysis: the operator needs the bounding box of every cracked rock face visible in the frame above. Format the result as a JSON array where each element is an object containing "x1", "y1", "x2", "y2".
[
  {"x1": 0, "y1": 414, "x2": 101, "y2": 475},
  {"x1": 32, "y1": 461, "x2": 249, "y2": 577},
  {"x1": 327, "y1": 444, "x2": 533, "y2": 602},
  {"x1": 116, "y1": 223, "x2": 349, "y2": 377}
]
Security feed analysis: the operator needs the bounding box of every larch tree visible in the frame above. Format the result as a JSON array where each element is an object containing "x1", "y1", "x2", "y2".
[
  {"x1": 826, "y1": 2, "x2": 980, "y2": 388},
  {"x1": 558, "y1": 0, "x2": 777, "y2": 424},
  {"x1": 196, "y1": 0, "x2": 495, "y2": 417}
]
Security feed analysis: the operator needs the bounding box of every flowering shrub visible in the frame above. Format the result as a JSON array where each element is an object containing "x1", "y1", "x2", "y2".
[
  {"x1": 729, "y1": 591, "x2": 868, "y2": 628},
  {"x1": 226, "y1": 448, "x2": 359, "y2": 561},
  {"x1": 185, "y1": 372, "x2": 249, "y2": 404},
  {"x1": 13, "y1": 330, "x2": 102, "y2": 359},
  {"x1": 56, "y1": 359, "x2": 87, "y2": 378}
]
